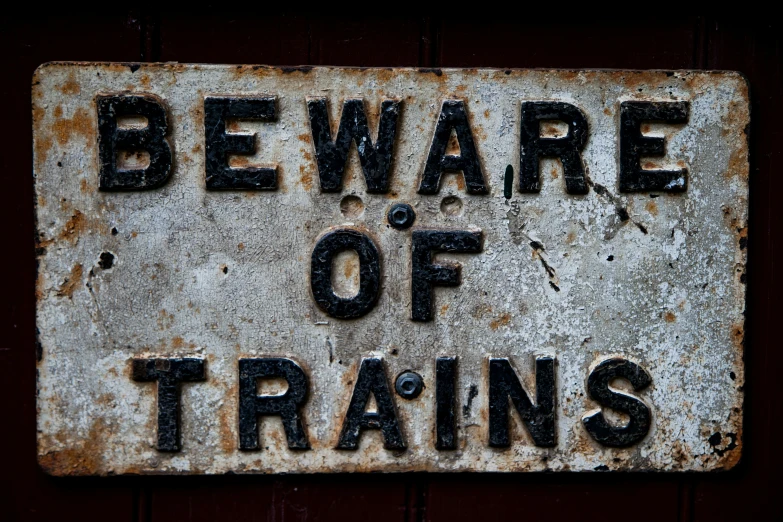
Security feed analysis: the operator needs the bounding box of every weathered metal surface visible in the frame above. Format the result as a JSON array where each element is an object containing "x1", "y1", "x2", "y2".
[{"x1": 33, "y1": 64, "x2": 748, "y2": 475}]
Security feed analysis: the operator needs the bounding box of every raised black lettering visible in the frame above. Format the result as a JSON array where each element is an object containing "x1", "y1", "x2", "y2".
[
  {"x1": 488, "y1": 357, "x2": 556, "y2": 448},
  {"x1": 419, "y1": 100, "x2": 488, "y2": 194},
  {"x1": 97, "y1": 94, "x2": 172, "y2": 190},
  {"x1": 436, "y1": 357, "x2": 457, "y2": 450},
  {"x1": 204, "y1": 96, "x2": 277, "y2": 190},
  {"x1": 411, "y1": 229, "x2": 482, "y2": 321},
  {"x1": 337, "y1": 357, "x2": 406, "y2": 450},
  {"x1": 582, "y1": 358, "x2": 652, "y2": 447},
  {"x1": 520, "y1": 101, "x2": 589, "y2": 194},
  {"x1": 131, "y1": 358, "x2": 206, "y2": 452},
  {"x1": 311, "y1": 228, "x2": 381, "y2": 320},
  {"x1": 619, "y1": 101, "x2": 689, "y2": 192},
  {"x1": 238, "y1": 358, "x2": 310, "y2": 451},
  {"x1": 307, "y1": 98, "x2": 400, "y2": 193}
]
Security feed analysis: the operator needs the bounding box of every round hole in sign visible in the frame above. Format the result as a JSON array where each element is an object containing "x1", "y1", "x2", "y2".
[
  {"x1": 440, "y1": 195, "x2": 463, "y2": 216},
  {"x1": 395, "y1": 370, "x2": 424, "y2": 400},
  {"x1": 340, "y1": 195, "x2": 364, "y2": 218}
]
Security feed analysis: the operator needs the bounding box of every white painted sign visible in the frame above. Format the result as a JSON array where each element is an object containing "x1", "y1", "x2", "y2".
[{"x1": 34, "y1": 64, "x2": 748, "y2": 474}]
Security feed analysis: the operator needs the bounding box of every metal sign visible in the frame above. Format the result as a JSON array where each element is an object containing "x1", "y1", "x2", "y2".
[{"x1": 34, "y1": 64, "x2": 748, "y2": 475}]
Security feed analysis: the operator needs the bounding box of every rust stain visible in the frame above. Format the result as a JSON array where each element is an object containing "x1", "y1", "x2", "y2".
[
  {"x1": 664, "y1": 311, "x2": 676, "y2": 323},
  {"x1": 238, "y1": 242, "x2": 245, "y2": 252},
  {"x1": 58, "y1": 76, "x2": 81, "y2": 95},
  {"x1": 34, "y1": 134, "x2": 53, "y2": 167},
  {"x1": 218, "y1": 381, "x2": 238, "y2": 453},
  {"x1": 157, "y1": 309, "x2": 174, "y2": 330},
  {"x1": 645, "y1": 200, "x2": 658, "y2": 216},
  {"x1": 489, "y1": 312, "x2": 511, "y2": 330},
  {"x1": 550, "y1": 167, "x2": 559, "y2": 180},
  {"x1": 725, "y1": 146, "x2": 749, "y2": 181},
  {"x1": 732, "y1": 324, "x2": 744, "y2": 349},
  {"x1": 59, "y1": 210, "x2": 87, "y2": 242},
  {"x1": 56, "y1": 264, "x2": 83, "y2": 298},
  {"x1": 439, "y1": 304, "x2": 449, "y2": 316},
  {"x1": 566, "y1": 231, "x2": 576, "y2": 244},
  {"x1": 299, "y1": 164, "x2": 313, "y2": 191},
  {"x1": 172, "y1": 336, "x2": 185, "y2": 349},
  {"x1": 229, "y1": 156, "x2": 250, "y2": 168},
  {"x1": 343, "y1": 257, "x2": 356, "y2": 280},
  {"x1": 39, "y1": 418, "x2": 108, "y2": 475},
  {"x1": 52, "y1": 107, "x2": 94, "y2": 146},
  {"x1": 79, "y1": 178, "x2": 89, "y2": 193}
]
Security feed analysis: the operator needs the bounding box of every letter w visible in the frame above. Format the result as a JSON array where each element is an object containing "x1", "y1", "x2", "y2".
[{"x1": 306, "y1": 98, "x2": 400, "y2": 193}]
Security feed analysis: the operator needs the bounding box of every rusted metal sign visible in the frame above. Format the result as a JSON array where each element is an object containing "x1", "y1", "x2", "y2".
[{"x1": 34, "y1": 64, "x2": 748, "y2": 475}]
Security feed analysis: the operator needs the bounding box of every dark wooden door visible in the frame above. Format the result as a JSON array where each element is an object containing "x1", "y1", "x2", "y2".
[{"x1": 1, "y1": 12, "x2": 780, "y2": 521}]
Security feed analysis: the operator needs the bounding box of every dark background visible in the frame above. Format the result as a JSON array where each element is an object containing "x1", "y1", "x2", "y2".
[{"x1": 1, "y1": 12, "x2": 780, "y2": 522}]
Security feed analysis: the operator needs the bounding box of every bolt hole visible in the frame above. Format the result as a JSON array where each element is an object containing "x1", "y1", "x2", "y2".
[
  {"x1": 340, "y1": 195, "x2": 364, "y2": 218},
  {"x1": 98, "y1": 251, "x2": 115, "y2": 270},
  {"x1": 441, "y1": 196, "x2": 463, "y2": 216}
]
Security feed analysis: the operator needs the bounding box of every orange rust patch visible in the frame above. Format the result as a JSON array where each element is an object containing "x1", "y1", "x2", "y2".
[
  {"x1": 59, "y1": 210, "x2": 87, "y2": 242},
  {"x1": 483, "y1": 109, "x2": 490, "y2": 118},
  {"x1": 566, "y1": 231, "x2": 576, "y2": 244},
  {"x1": 726, "y1": 146, "x2": 749, "y2": 181},
  {"x1": 230, "y1": 156, "x2": 250, "y2": 168},
  {"x1": 58, "y1": 77, "x2": 81, "y2": 95},
  {"x1": 456, "y1": 175, "x2": 466, "y2": 191},
  {"x1": 192, "y1": 143, "x2": 202, "y2": 154},
  {"x1": 39, "y1": 418, "x2": 108, "y2": 475},
  {"x1": 440, "y1": 304, "x2": 449, "y2": 316},
  {"x1": 56, "y1": 264, "x2": 83, "y2": 298},
  {"x1": 157, "y1": 309, "x2": 174, "y2": 330},
  {"x1": 603, "y1": 107, "x2": 612, "y2": 116},
  {"x1": 343, "y1": 256, "x2": 358, "y2": 280},
  {"x1": 52, "y1": 107, "x2": 94, "y2": 146},
  {"x1": 489, "y1": 312, "x2": 511, "y2": 330},
  {"x1": 238, "y1": 242, "x2": 245, "y2": 252},
  {"x1": 645, "y1": 200, "x2": 658, "y2": 216},
  {"x1": 172, "y1": 336, "x2": 185, "y2": 349},
  {"x1": 218, "y1": 400, "x2": 237, "y2": 453},
  {"x1": 53, "y1": 105, "x2": 63, "y2": 118},
  {"x1": 550, "y1": 167, "x2": 559, "y2": 180},
  {"x1": 664, "y1": 311, "x2": 676, "y2": 323},
  {"x1": 298, "y1": 133, "x2": 311, "y2": 143},
  {"x1": 33, "y1": 106, "x2": 45, "y2": 123},
  {"x1": 299, "y1": 164, "x2": 313, "y2": 191},
  {"x1": 79, "y1": 178, "x2": 89, "y2": 193},
  {"x1": 732, "y1": 324, "x2": 744, "y2": 348},
  {"x1": 34, "y1": 134, "x2": 53, "y2": 166}
]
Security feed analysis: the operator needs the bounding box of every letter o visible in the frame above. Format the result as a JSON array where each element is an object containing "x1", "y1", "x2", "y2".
[{"x1": 310, "y1": 228, "x2": 381, "y2": 319}]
